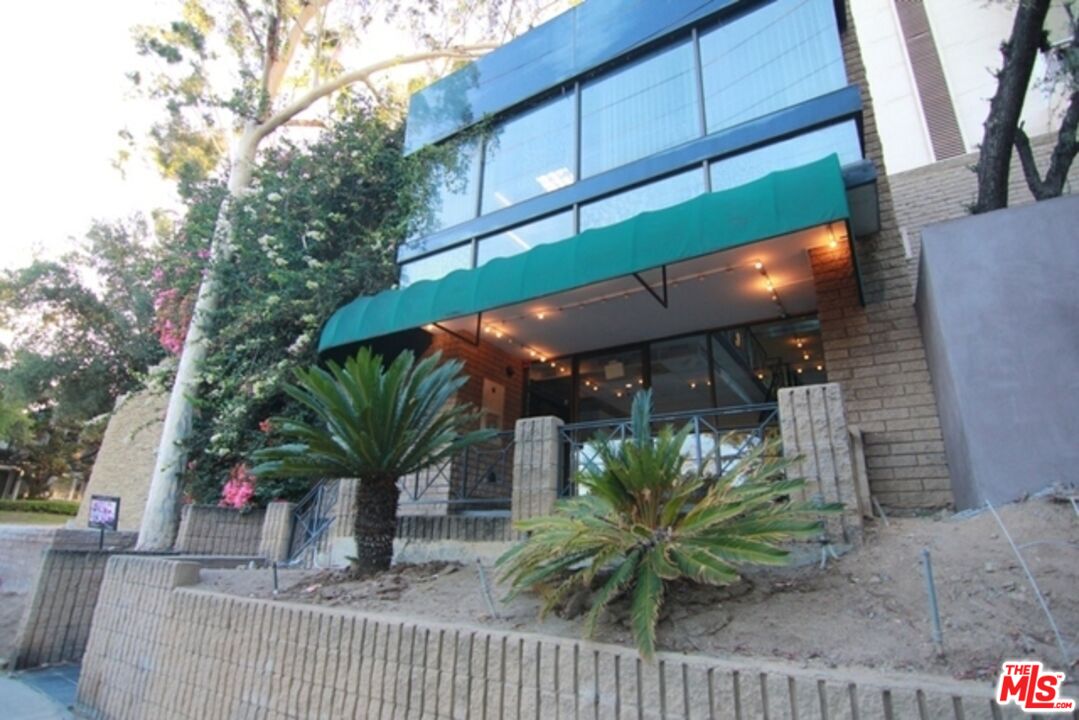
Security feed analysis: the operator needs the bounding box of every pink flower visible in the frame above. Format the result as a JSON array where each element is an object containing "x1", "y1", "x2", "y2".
[
  {"x1": 197, "y1": 247, "x2": 211, "y2": 260},
  {"x1": 219, "y1": 464, "x2": 257, "y2": 509},
  {"x1": 259, "y1": 419, "x2": 273, "y2": 434}
]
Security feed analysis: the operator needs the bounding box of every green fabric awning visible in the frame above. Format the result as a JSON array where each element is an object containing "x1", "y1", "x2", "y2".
[{"x1": 319, "y1": 154, "x2": 850, "y2": 354}]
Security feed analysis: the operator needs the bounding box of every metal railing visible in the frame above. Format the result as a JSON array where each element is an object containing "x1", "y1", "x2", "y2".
[
  {"x1": 558, "y1": 404, "x2": 780, "y2": 497},
  {"x1": 398, "y1": 429, "x2": 516, "y2": 512},
  {"x1": 287, "y1": 479, "x2": 340, "y2": 565}
]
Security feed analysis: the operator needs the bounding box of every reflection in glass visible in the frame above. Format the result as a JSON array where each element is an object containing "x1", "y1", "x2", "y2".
[
  {"x1": 527, "y1": 360, "x2": 573, "y2": 422},
  {"x1": 700, "y1": 0, "x2": 846, "y2": 134},
  {"x1": 709, "y1": 121, "x2": 862, "y2": 191},
  {"x1": 581, "y1": 41, "x2": 700, "y2": 178},
  {"x1": 476, "y1": 212, "x2": 573, "y2": 266},
  {"x1": 414, "y1": 138, "x2": 480, "y2": 236},
  {"x1": 398, "y1": 243, "x2": 472, "y2": 286},
  {"x1": 577, "y1": 348, "x2": 645, "y2": 422},
  {"x1": 650, "y1": 336, "x2": 713, "y2": 414},
  {"x1": 579, "y1": 169, "x2": 706, "y2": 232},
  {"x1": 481, "y1": 95, "x2": 575, "y2": 213}
]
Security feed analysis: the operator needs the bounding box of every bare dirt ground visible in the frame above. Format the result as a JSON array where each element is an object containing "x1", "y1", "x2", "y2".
[{"x1": 199, "y1": 495, "x2": 1079, "y2": 682}]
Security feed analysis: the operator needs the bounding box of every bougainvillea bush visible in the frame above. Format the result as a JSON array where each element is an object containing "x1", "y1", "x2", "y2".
[{"x1": 156, "y1": 97, "x2": 440, "y2": 505}]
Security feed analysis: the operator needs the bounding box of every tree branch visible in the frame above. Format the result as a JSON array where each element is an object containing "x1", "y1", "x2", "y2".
[
  {"x1": 234, "y1": 0, "x2": 265, "y2": 56},
  {"x1": 253, "y1": 45, "x2": 496, "y2": 143},
  {"x1": 266, "y1": 0, "x2": 331, "y2": 101},
  {"x1": 1015, "y1": 90, "x2": 1079, "y2": 199}
]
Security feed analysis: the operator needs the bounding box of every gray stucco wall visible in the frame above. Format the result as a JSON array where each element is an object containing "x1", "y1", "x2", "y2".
[{"x1": 916, "y1": 194, "x2": 1079, "y2": 509}]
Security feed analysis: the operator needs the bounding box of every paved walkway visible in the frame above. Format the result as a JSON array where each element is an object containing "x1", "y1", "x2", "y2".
[{"x1": 0, "y1": 664, "x2": 78, "y2": 719}]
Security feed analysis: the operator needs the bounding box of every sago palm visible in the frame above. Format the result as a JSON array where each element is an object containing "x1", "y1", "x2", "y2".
[
  {"x1": 498, "y1": 390, "x2": 838, "y2": 659},
  {"x1": 252, "y1": 348, "x2": 494, "y2": 574}
]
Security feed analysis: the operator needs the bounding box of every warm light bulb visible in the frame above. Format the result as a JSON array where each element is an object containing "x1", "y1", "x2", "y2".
[
  {"x1": 539, "y1": 357, "x2": 547, "y2": 363},
  {"x1": 796, "y1": 340, "x2": 803, "y2": 348},
  {"x1": 816, "y1": 364, "x2": 823, "y2": 371},
  {"x1": 495, "y1": 330, "x2": 503, "y2": 338},
  {"x1": 537, "y1": 312, "x2": 546, "y2": 320},
  {"x1": 625, "y1": 383, "x2": 633, "y2": 389},
  {"x1": 803, "y1": 352, "x2": 810, "y2": 361},
  {"x1": 483, "y1": 326, "x2": 492, "y2": 334},
  {"x1": 796, "y1": 368, "x2": 803, "y2": 374},
  {"x1": 690, "y1": 382, "x2": 697, "y2": 389},
  {"x1": 756, "y1": 372, "x2": 764, "y2": 380},
  {"x1": 753, "y1": 261, "x2": 764, "y2": 271},
  {"x1": 616, "y1": 391, "x2": 623, "y2": 398}
]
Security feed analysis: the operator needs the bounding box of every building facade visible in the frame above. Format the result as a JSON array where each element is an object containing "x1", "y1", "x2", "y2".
[{"x1": 319, "y1": 0, "x2": 1064, "y2": 512}]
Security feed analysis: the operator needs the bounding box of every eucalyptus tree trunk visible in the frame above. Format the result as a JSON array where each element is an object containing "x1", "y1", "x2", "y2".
[
  {"x1": 136, "y1": 128, "x2": 259, "y2": 551},
  {"x1": 352, "y1": 475, "x2": 400, "y2": 574}
]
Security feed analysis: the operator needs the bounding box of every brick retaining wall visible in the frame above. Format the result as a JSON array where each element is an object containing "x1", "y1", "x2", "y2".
[
  {"x1": 13, "y1": 549, "x2": 113, "y2": 669},
  {"x1": 76, "y1": 555, "x2": 1021, "y2": 720},
  {"x1": 174, "y1": 505, "x2": 265, "y2": 556}
]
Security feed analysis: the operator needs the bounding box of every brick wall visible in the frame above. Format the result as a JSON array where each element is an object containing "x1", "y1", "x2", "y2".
[
  {"x1": 396, "y1": 515, "x2": 515, "y2": 543},
  {"x1": 889, "y1": 132, "x2": 1079, "y2": 277},
  {"x1": 173, "y1": 505, "x2": 265, "y2": 555},
  {"x1": 818, "y1": 2, "x2": 952, "y2": 509},
  {"x1": 75, "y1": 387, "x2": 168, "y2": 532},
  {"x1": 13, "y1": 549, "x2": 113, "y2": 669},
  {"x1": 76, "y1": 555, "x2": 1018, "y2": 720}
]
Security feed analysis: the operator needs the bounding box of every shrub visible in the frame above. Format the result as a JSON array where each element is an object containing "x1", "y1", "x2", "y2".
[
  {"x1": 498, "y1": 390, "x2": 839, "y2": 659},
  {"x1": 0, "y1": 499, "x2": 79, "y2": 516}
]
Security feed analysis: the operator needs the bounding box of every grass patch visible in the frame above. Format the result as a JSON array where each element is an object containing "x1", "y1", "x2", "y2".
[
  {"x1": 0, "y1": 499, "x2": 79, "y2": 516},
  {"x1": 0, "y1": 510, "x2": 70, "y2": 526}
]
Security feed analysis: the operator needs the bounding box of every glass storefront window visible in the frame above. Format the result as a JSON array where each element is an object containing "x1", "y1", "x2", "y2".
[
  {"x1": 581, "y1": 41, "x2": 700, "y2": 178},
  {"x1": 481, "y1": 95, "x2": 575, "y2": 214},
  {"x1": 577, "y1": 347, "x2": 645, "y2": 422},
  {"x1": 413, "y1": 138, "x2": 480, "y2": 236},
  {"x1": 398, "y1": 243, "x2": 472, "y2": 286},
  {"x1": 527, "y1": 360, "x2": 573, "y2": 422},
  {"x1": 579, "y1": 168, "x2": 706, "y2": 232},
  {"x1": 650, "y1": 335, "x2": 714, "y2": 414},
  {"x1": 475, "y1": 211, "x2": 573, "y2": 267},
  {"x1": 709, "y1": 121, "x2": 862, "y2": 191},
  {"x1": 700, "y1": 0, "x2": 846, "y2": 135},
  {"x1": 525, "y1": 318, "x2": 826, "y2": 422}
]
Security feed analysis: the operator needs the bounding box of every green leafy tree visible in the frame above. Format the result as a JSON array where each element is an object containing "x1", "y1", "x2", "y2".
[
  {"x1": 252, "y1": 348, "x2": 494, "y2": 574},
  {"x1": 171, "y1": 101, "x2": 432, "y2": 506},
  {"x1": 132, "y1": 0, "x2": 572, "y2": 550},
  {"x1": 0, "y1": 219, "x2": 165, "y2": 495},
  {"x1": 498, "y1": 391, "x2": 837, "y2": 659}
]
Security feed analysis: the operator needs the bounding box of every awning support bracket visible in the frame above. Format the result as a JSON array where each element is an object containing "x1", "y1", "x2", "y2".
[
  {"x1": 434, "y1": 311, "x2": 483, "y2": 347},
  {"x1": 633, "y1": 265, "x2": 669, "y2": 308}
]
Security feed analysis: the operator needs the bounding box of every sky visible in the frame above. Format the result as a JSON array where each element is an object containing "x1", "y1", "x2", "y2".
[{"x1": 0, "y1": 1, "x2": 179, "y2": 272}]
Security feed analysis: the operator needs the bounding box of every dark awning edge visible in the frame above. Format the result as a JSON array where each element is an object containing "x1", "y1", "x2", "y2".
[{"x1": 319, "y1": 154, "x2": 850, "y2": 355}]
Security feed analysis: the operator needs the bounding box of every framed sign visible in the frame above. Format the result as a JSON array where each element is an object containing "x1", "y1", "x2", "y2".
[{"x1": 88, "y1": 495, "x2": 121, "y2": 531}]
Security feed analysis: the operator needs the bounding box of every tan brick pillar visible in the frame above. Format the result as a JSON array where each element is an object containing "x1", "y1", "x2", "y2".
[
  {"x1": 778, "y1": 383, "x2": 866, "y2": 544},
  {"x1": 511, "y1": 416, "x2": 564, "y2": 526},
  {"x1": 334, "y1": 479, "x2": 360, "y2": 538},
  {"x1": 258, "y1": 501, "x2": 295, "y2": 562},
  {"x1": 173, "y1": 504, "x2": 193, "y2": 551}
]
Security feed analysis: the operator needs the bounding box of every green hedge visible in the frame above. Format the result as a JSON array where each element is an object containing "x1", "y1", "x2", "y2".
[{"x1": 0, "y1": 499, "x2": 79, "y2": 516}]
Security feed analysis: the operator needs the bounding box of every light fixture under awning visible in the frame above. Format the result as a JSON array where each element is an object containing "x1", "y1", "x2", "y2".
[{"x1": 318, "y1": 155, "x2": 851, "y2": 355}]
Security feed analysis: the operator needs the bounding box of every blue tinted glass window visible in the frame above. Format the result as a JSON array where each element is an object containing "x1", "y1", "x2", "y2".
[
  {"x1": 700, "y1": 0, "x2": 846, "y2": 135},
  {"x1": 709, "y1": 121, "x2": 861, "y2": 191},
  {"x1": 476, "y1": 211, "x2": 573, "y2": 267},
  {"x1": 579, "y1": 168, "x2": 706, "y2": 232},
  {"x1": 481, "y1": 95, "x2": 575, "y2": 214},
  {"x1": 399, "y1": 243, "x2": 472, "y2": 286},
  {"x1": 414, "y1": 139, "x2": 480, "y2": 236},
  {"x1": 581, "y1": 41, "x2": 700, "y2": 178}
]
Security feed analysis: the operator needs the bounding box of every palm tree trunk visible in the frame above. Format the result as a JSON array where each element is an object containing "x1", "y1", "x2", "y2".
[{"x1": 352, "y1": 474, "x2": 399, "y2": 574}]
